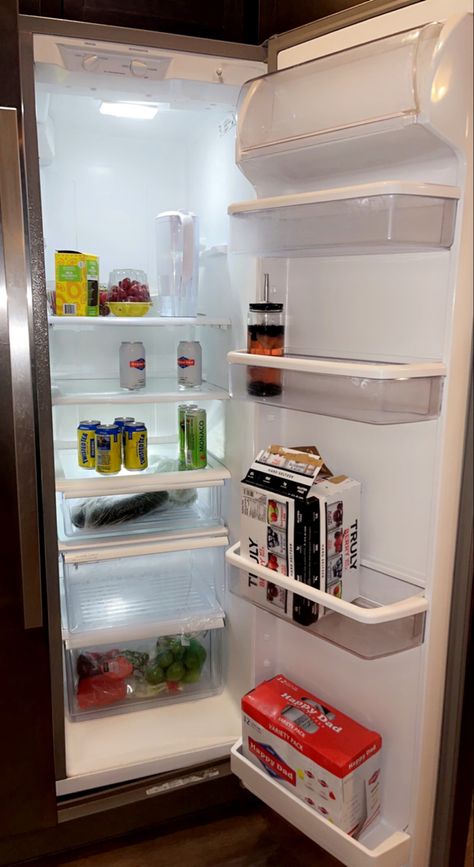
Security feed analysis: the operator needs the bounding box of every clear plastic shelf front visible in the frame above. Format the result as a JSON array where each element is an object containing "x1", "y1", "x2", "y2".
[
  {"x1": 228, "y1": 351, "x2": 445, "y2": 424},
  {"x1": 228, "y1": 184, "x2": 458, "y2": 257}
]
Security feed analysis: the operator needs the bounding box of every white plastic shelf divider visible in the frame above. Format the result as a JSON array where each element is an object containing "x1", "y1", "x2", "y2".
[
  {"x1": 231, "y1": 741, "x2": 411, "y2": 867},
  {"x1": 226, "y1": 544, "x2": 427, "y2": 626},
  {"x1": 228, "y1": 182, "x2": 459, "y2": 257},
  {"x1": 55, "y1": 443, "x2": 230, "y2": 498},
  {"x1": 51, "y1": 377, "x2": 229, "y2": 406},
  {"x1": 228, "y1": 351, "x2": 446, "y2": 424},
  {"x1": 48, "y1": 314, "x2": 230, "y2": 330},
  {"x1": 61, "y1": 535, "x2": 228, "y2": 648}
]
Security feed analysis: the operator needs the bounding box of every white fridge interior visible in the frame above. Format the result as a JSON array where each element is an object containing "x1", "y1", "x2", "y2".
[{"x1": 33, "y1": 5, "x2": 472, "y2": 866}]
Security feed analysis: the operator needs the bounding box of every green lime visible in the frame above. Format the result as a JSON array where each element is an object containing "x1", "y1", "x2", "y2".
[
  {"x1": 182, "y1": 668, "x2": 202, "y2": 684},
  {"x1": 155, "y1": 650, "x2": 173, "y2": 670},
  {"x1": 168, "y1": 639, "x2": 186, "y2": 660},
  {"x1": 145, "y1": 664, "x2": 165, "y2": 685},
  {"x1": 184, "y1": 649, "x2": 201, "y2": 671},
  {"x1": 188, "y1": 639, "x2": 207, "y2": 665},
  {"x1": 166, "y1": 662, "x2": 185, "y2": 682}
]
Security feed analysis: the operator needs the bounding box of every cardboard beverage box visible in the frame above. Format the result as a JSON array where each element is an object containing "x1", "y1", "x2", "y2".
[
  {"x1": 55, "y1": 250, "x2": 99, "y2": 316},
  {"x1": 242, "y1": 674, "x2": 382, "y2": 838},
  {"x1": 239, "y1": 445, "x2": 360, "y2": 625}
]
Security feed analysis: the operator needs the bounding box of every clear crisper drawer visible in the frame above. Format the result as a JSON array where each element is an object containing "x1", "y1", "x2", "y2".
[
  {"x1": 65, "y1": 629, "x2": 223, "y2": 721},
  {"x1": 60, "y1": 539, "x2": 227, "y2": 647},
  {"x1": 57, "y1": 484, "x2": 224, "y2": 542},
  {"x1": 228, "y1": 186, "x2": 458, "y2": 257}
]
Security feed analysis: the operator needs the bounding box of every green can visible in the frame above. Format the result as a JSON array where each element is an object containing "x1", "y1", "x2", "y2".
[
  {"x1": 185, "y1": 408, "x2": 207, "y2": 469},
  {"x1": 178, "y1": 404, "x2": 197, "y2": 468}
]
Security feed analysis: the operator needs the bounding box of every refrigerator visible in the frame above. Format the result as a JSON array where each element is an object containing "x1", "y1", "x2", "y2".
[{"x1": 0, "y1": 0, "x2": 472, "y2": 865}]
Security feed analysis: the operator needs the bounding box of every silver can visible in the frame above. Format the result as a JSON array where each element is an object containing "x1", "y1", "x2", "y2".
[
  {"x1": 177, "y1": 340, "x2": 202, "y2": 389},
  {"x1": 120, "y1": 341, "x2": 146, "y2": 390}
]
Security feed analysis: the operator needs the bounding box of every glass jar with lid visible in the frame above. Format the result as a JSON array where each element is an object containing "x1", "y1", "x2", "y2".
[{"x1": 247, "y1": 301, "x2": 284, "y2": 396}]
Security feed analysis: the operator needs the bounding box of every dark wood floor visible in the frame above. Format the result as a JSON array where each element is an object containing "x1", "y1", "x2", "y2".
[{"x1": 28, "y1": 805, "x2": 343, "y2": 867}]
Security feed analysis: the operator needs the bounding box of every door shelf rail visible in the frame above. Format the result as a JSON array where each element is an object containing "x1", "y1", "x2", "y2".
[
  {"x1": 226, "y1": 544, "x2": 427, "y2": 659},
  {"x1": 228, "y1": 351, "x2": 446, "y2": 424},
  {"x1": 228, "y1": 182, "x2": 459, "y2": 257},
  {"x1": 231, "y1": 741, "x2": 411, "y2": 867}
]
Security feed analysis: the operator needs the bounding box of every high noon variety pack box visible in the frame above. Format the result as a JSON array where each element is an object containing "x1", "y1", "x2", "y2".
[
  {"x1": 239, "y1": 445, "x2": 360, "y2": 625},
  {"x1": 242, "y1": 674, "x2": 382, "y2": 838},
  {"x1": 55, "y1": 250, "x2": 99, "y2": 316}
]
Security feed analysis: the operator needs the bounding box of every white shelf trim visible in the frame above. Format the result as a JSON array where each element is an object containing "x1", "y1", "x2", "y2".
[
  {"x1": 62, "y1": 533, "x2": 229, "y2": 564},
  {"x1": 231, "y1": 741, "x2": 411, "y2": 867},
  {"x1": 48, "y1": 314, "x2": 231, "y2": 329},
  {"x1": 228, "y1": 351, "x2": 446, "y2": 380},
  {"x1": 226, "y1": 543, "x2": 427, "y2": 625},
  {"x1": 228, "y1": 181, "x2": 460, "y2": 215}
]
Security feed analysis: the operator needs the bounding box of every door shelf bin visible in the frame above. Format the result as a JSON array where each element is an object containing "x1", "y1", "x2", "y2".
[
  {"x1": 228, "y1": 352, "x2": 445, "y2": 424},
  {"x1": 228, "y1": 184, "x2": 458, "y2": 257},
  {"x1": 231, "y1": 741, "x2": 411, "y2": 867},
  {"x1": 226, "y1": 544, "x2": 427, "y2": 659},
  {"x1": 65, "y1": 629, "x2": 223, "y2": 721},
  {"x1": 57, "y1": 483, "x2": 225, "y2": 543},
  {"x1": 61, "y1": 537, "x2": 227, "y2": 648}
]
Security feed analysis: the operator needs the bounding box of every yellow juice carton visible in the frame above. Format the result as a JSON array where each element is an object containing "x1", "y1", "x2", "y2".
[{"x1": 55, "y1": 250, "x2": 99, "y2": 316}]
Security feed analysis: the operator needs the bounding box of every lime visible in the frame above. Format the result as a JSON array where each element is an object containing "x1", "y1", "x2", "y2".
[
  {"x1": 168, "y1": 639, "x2": 186, "y2": 660},
  {"x1": 184, "y1": 649, "x2": 201, "y2": 671},
  {"x1": 189, "y1": 639, "x2": 207, "y2": 665},
  {"x1": 155, "y1": 650, "x2": 173, "y2": 670},
  {"x1": 182, "y1": 669, "x2": 202, "y2": 684},
  {"x1": 166, "y1": 662, "x2": 185, "y2": 682},
  {"x1": 145, "y1": 664, "x2": 165, "y2": 685}
]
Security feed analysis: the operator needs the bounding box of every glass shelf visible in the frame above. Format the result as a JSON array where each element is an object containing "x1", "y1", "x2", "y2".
[
  {"x1": 228, "y1": 351, "x2": 445, "y2": 424},
  {"x1": 228, "y1": 183, "x2": 458, "y2": 257},
  {"x1": 48, "y1": 314, "x2": 230, "y2": 329},
  {"x1": 61, "y1": 536, "x2": 227, "y2": 648},
  {"x1": 65, "y1": 629, "x2": 224, "y2": 721},
  {"x1": 231, "y1": 741, "x2": 411, "y2": 867},
  {"x1": 51, "y1": 377, "x2": 229, "y2": 406},
  {"x1": 55, "y1": 442, "x2": 230, "y2": 498},
  {"x1": 226, "y1": 544, "x2": 427, "y2": 659}
]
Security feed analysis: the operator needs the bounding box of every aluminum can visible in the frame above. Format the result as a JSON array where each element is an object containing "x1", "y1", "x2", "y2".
[
  {"x1": 177, "y1": 340, "x2": 202, "y2": 389},
  {"x1": 120, "y1": 341, "x2": 146, "y2": 390},
  {"x1": 114, "y1": 417, "x2": 135, "y2": 457},
  {"x1": 95, "y1": 424, "x2": 122, "y2": 474},
  {"x1": 185, "y1": 408, "x2": 207, "y2": 469},
  {"x1": 77, "y1": 420, "x2": 101, "y2": 469},
  {"x1": 123, "y1": 421, "x2": 148, "y2": 471},
  {"x1": 178, "y1": 404, "x2": 197, "y2": 467}
]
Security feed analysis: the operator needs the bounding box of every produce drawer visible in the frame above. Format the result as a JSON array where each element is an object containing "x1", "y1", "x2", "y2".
[
  {"x1": 65, "y1": 629, "x2": 223, "y2": 721},
  {"x1": 57, "y1": 483, "x2": 224, "y2": 543},
  {"x1": 60, "y1": 537, "x2": 227, "y2": 647}
]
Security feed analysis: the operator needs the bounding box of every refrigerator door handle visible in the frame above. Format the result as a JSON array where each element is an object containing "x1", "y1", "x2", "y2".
[{"x1": 0, "y1": 106, "x2": 42, "y2": 629}]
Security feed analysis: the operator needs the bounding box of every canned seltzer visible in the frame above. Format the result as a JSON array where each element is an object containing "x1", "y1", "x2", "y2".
[
  {"x1": 77, "y1": 420, "x2": 101, "y2": 469},
  {"x1": 95, "y1": 424, "x2": 122, "y2": 474},
  {"x1": 120, "y1": 341, "x2": 146, "y2": 390},
  {"x1": 124, "y1": 421, "x2": 148, "y2": 471},
  {"x1": 185, "y1": 408, "x2": 207, "y2": 469},
  {"x1": 178, "y1": 404, "x2": 197, "y2": 467}
]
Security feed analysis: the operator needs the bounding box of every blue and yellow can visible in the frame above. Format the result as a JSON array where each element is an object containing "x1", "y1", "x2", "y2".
[
  {"x1": 95, "y1": 424, "x2": 122, "y2": 475},
  {"x1": 123, "y1": 421, "x2": 148, "y2": 471},
  {"x1": 77, "y1": 420, "x2": 101, "y2": 469}
]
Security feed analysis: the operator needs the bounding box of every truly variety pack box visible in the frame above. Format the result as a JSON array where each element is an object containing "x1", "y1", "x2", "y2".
[
  {"x1": 242, "y1": 675, "x2": 382, "y2": 838},
  {"x1": 239, "y1": 445, "x2": 361, "y2": 625},
  {"x1": 55, "y1": 250, "x2": 99, "y2": 316}
]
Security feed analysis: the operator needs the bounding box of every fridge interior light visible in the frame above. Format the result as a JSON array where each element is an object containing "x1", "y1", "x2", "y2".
[{"x1": 99, "y1": 101, "x2": 160, "y2": 119}]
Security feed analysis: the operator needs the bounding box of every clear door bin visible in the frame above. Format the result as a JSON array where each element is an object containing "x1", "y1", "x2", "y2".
[
  {"x1": 228, "y1": 185, "x2": 458, "y2": 257},
  {"x1": 57, "y1": 484, "x2": 224, "y2": 542},
  {"x1": 228, "y1": 352, "x2": 445, "y2": 424},
  {"x1": 65, "y1": 629, "x2": 223, "y2": 720},
  {"x1": 61, "y1": 541, "x2": 226, "y2": 647}
]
